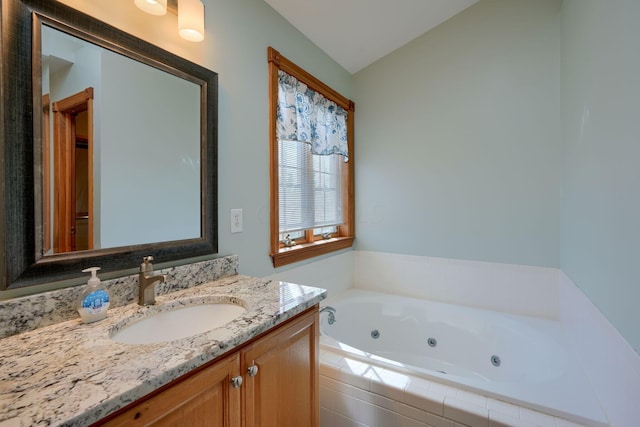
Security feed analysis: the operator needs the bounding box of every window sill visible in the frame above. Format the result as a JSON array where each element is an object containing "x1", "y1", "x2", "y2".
[{"x1": 270, "y1": 236, "x2": 354, "y2": 268}]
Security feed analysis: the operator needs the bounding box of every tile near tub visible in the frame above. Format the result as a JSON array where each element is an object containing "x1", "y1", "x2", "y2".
[
  {"x1": 443, "y1": 397, "x2": 489, "y2": 427},
  {"x1": 320, "y1": 375, "x2": 359, "y2": 397},
  {"x1": 340, "y1": 357, "x2": 378, "y2": 376},
  {"x1": 322, "y1": 360, "x2": 579, "y2": 427},
  {"x1": 455, "y1": 390, "x2": 488, "y2": 408},
  {"x1": 376, "y1": 406, "x2": 426, "y2": 427},
  {"x1": 333, "y1": 392, "x2": 377, "y2": 427},
  {"x1": 369, "y1": 367, "x2": 411, "y2": 401},
  {"x1": 352, "y1": 386, "x2": 395, "y2": 411},
  {"x1": 320, "y1": 407, "x2": 335, "y2": 427},
  {"x1": 319, "y1": 352, "x2": 357, "y2": 384},
  {"x1": 327, "y1": 411, "x2": 370, "y2": 427},
  {"x1": 554, "y1": 417, "x2": 588, "y2": 427},
  {"x1": 320, "y1": 373, "x2": 339, "y2": 389},
  {"x1": 486, "y1": 398, "x2": 521, "y2": 419},
  {"x1": 320, "y1": 348, "x2": 349, "y2": 367},
  {"x1": 489, "y1": 411, "x2": 538, "y2": 427},
  {"x1": 333, "y1": 413, "x2": 370, "y2": 427},
  {"x1": 395, "y1": 402, "x2": 433, "y2": 424},
  {"x1": 320, "y1": 385, "x2": 336, "y2": 411},
  {"x1": 320, "y1": 362, "x2": 344, "y2": 382},
  {"x1": 518, "y1": 407, "x2": 556, "y2": 427},
  {"x1": 404, "y1": 383, "x2": 446, "y2": 416},
  {"x1": 424, "y1": 412, "x2": 456, "y2": 427},
  {"x1": 428, "y1": 381, "x2": 462, "y2": 400},
  {"x1": 370, "y1": 378, "x2": 405, "y2": 404},
  {"x1": 405, "y1": 376, "x2": 433, "y2": 393},
  {"x1": 320, "y1": 355, "x2": 399, "y2": 399},
  {"x1": 340, "y1": 365, "x2": 378, "y2": 391}
]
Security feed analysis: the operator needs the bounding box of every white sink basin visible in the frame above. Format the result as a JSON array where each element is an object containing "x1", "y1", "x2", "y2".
[{"x1": 111, "y1": 299, "x2": 246, "y2": 345}]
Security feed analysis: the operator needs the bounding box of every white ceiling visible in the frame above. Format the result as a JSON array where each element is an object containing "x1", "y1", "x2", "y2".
[{"x1": 264, "y1": 0, "x2": 480, "y2": 74}]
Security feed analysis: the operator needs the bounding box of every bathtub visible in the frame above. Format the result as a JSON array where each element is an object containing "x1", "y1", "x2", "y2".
[{"x1": 319, "y1": 289, "x2": 608, "y2": 426}]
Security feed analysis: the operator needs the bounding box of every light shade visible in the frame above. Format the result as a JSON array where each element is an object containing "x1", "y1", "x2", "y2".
[
  {"x1": 178, "y1": 0, "x2": 205, "y2": 42},
  {"x1": 134, "y1": 0, "x2": 167, "y2": 16}
]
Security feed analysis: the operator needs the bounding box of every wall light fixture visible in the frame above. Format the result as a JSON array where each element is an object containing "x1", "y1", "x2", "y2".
[
  {"x1": 178, "y1": 0, "x2": 205, "y2": 42},
  {"x1": 135, "y1": 0, "x2": 205, "y2": 42},
  {"x1": 134, "y1": 0, "x2": 167, "y2": 16}
]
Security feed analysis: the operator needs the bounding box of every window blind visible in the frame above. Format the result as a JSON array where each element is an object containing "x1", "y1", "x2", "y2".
[{"x1": 278, "y1": 139, "x2": 343, "y2": 234}]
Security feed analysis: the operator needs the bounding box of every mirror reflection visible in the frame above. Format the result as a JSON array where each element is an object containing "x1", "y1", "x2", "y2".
[{"x1": 40, "y1": 25, "x2": 202, "y2": 255}]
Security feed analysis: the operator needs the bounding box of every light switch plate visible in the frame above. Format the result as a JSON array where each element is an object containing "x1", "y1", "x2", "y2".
[{"x1": 231, "y1": 209, "x2": 243, "y2": 233}]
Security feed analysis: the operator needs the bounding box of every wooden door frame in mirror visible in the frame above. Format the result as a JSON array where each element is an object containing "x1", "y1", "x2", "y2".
[{"x1": 0, "y1": 0, "x2": 218, "y2": 289}]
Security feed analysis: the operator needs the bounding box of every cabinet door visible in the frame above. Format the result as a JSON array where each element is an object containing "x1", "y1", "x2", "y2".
[
  {"x1": 242, "y1": 308, "x2": 319, "y2": 427},
  {"x1": 100, "y1": 353, "x2": 241, "y2": 427}
]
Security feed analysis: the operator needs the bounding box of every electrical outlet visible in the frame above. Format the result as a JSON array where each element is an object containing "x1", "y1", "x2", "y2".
[{"x1": 231, "y1": 209, "x2": 243, "y2": 233}]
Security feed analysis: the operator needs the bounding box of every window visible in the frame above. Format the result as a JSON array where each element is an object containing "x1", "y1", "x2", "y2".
[{"x1": 268, "y1": 47, "x2": 354, "y2": 267}]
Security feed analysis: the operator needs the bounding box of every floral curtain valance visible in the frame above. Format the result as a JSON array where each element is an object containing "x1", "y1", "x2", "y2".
[{"x1": 277, "y1": 70, "x2": 349, "y2": 161}]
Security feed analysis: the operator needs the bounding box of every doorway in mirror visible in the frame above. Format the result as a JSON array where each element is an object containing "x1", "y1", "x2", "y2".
[{"x1": 49, "y1": 87, "x2": 94, "y2": 253}]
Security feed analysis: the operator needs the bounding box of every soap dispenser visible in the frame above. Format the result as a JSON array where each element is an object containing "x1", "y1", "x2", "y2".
[{"x1": 77, "y1": 267, "x2": 110, "y2": 323}]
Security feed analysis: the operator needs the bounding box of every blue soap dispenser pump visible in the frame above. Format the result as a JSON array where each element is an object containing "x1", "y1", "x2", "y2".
[{"x1": 77, "y1": 267, "x2": 110, "y2": 323}]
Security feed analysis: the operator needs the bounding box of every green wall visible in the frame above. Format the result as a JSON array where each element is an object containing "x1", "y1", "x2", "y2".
[
  {"x1": 352, "y1": 0, "x2": 563, "y2": 267},
  {"x1": 560, "y1": 0, "x2": 640, "y2": 352}
]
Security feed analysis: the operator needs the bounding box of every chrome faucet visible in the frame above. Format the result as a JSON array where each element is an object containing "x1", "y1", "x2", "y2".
[
  {"x1": 138, "y1": 256, "x2": 166, "y2": 306},
  {"x1": 320, "y1": 306, "x2": 336, "y2": 324}
]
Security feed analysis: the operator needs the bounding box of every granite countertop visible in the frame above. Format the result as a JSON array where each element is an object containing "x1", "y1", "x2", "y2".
[{"x1": 0, "y1": 275, "x2": 326, "y2": 426}]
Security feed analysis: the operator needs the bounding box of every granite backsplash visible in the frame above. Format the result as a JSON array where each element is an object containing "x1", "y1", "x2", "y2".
[{"x1": 0, "y1": 255, "x2": 238, "y2": 339}]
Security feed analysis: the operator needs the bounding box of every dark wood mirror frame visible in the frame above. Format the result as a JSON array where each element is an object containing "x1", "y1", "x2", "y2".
[{"x1": 0, "y1": 0, "x2": 218, "y2": 289}]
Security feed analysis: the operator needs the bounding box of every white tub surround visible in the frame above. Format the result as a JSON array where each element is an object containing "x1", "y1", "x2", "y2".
[
  {"x1": 354, "y1": 251, "x2": 559, "y2": 319},
  {"x1": 320, "y1": 289, "x2": 607, "y2": 426},
  {"x1": 271, "y1": 250, "x2": 640, "y2": 426},
  {"x1": 320, "y1": 348, "x2": 588, "y2": 427},
  {"x1": 559, "y1": 272, "x2": 640, "y2": 427},
  {"x1": 0, "y1": 275, "x2": 326, "y2": 426},
  {"x1": 265, "y1": 250, "x2": 354, "y2": 297}
]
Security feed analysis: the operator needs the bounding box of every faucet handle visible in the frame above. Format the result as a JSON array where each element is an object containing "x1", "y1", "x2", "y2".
[{"x1": 141, "y1": 256, "x2": 154, "y2": 272}]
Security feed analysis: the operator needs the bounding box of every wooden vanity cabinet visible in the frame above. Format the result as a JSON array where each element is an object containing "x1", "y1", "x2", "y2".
[
  {"x1": 242, "y1": 305, "x2": 319, "y2": 427},
  {"x1": 100, "y1": 352, "x2": 242, "y2": 427},
  {"x1": 96, "y1": 306, "x2": 318, "y2": 427}
]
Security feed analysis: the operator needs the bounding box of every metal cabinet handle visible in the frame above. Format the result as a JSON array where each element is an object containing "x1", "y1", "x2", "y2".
[
  {"x1": 231, "y1": 376, "x2": 243, "y2": 388},
  {"x1": 247, "y1": 365, "x2": 259, "y2": 377}
]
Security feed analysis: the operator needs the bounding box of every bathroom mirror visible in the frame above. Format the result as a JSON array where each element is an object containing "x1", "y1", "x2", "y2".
[{"x1": 0, "y1": 0, "x2": 218, "y2": 289}]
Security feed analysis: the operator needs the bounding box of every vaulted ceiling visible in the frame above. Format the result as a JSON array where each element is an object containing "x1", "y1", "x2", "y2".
[{"x1": 263, "y1": 0, "x2": 479, "y2": 74}]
